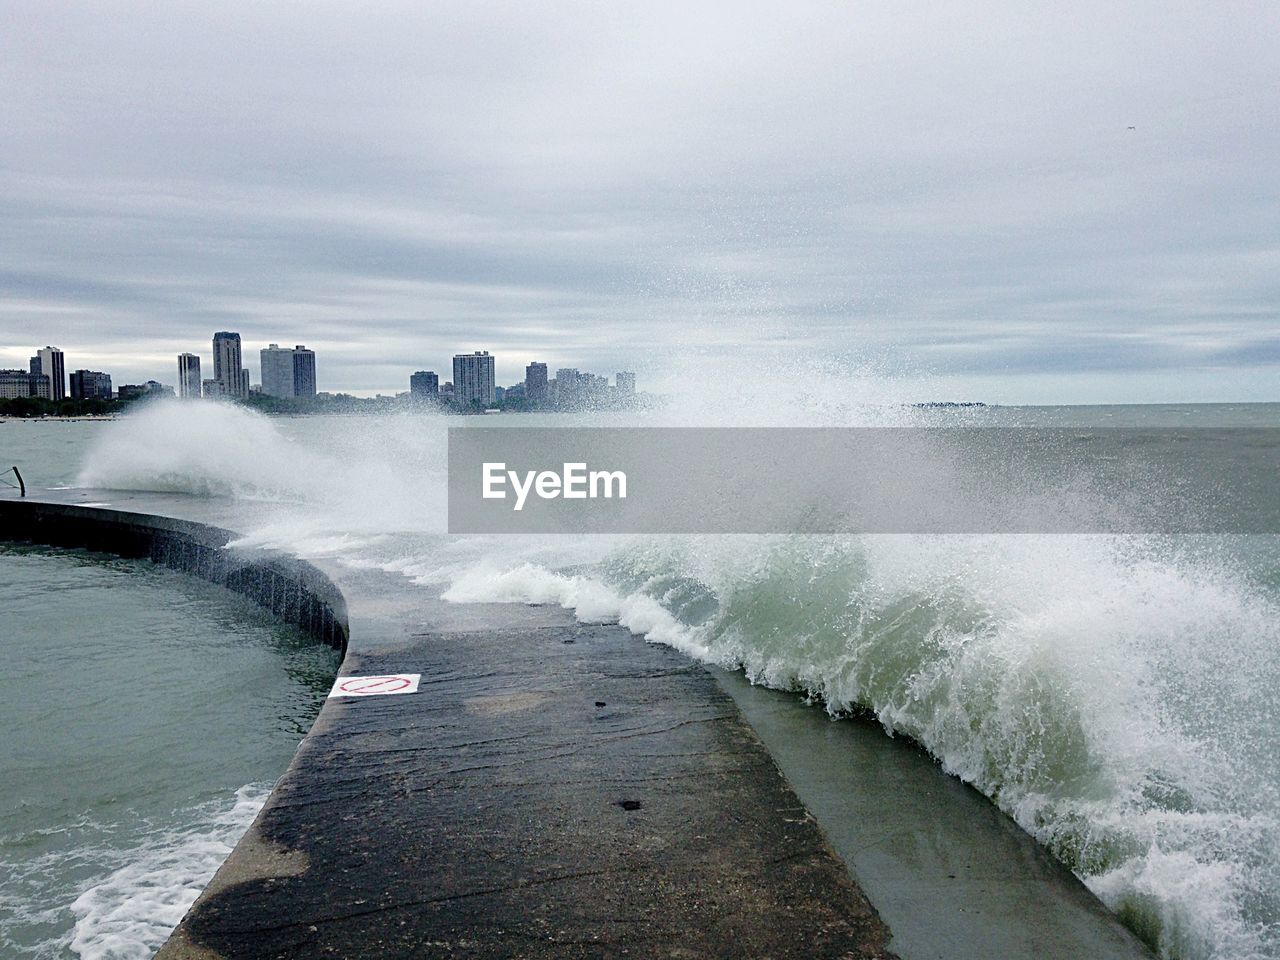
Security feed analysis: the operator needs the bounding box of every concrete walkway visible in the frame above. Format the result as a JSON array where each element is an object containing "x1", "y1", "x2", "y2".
[{"x1": 161, "y1": 609, "x2": 893, "y2": 958}]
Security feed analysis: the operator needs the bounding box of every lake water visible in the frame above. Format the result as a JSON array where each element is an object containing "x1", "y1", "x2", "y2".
[{"x1": 0, "y1": 542, "x2": 338, "y2": 959}]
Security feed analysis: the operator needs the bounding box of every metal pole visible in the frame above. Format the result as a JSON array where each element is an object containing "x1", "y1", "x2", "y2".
[{"x1": 11, "y1": 466, "x2": 24, "y2": 497}]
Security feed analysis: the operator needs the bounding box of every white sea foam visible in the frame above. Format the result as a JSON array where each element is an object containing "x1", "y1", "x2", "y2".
[{"x1": 67, "y1": 785, "x2": 269, "y2": 960}]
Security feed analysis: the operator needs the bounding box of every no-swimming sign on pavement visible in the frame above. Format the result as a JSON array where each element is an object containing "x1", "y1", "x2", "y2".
[{"x1": 328, "y1": 674, "x2": 421, "y2": 698}]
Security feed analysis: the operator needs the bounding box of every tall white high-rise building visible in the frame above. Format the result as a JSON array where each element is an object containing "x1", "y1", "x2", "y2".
[
  {"x1": 452, "y1": 351, "x2": 496, "y2": 407},
  {"x1": 615, "y1": 371, "x2": 636, "y2": 395},
  {"x1": 178, "y1": 353, "x2": 202, "y2": 398},
  {"x1": 212, "y1": 331, "x2": 246, "y2": 398},
  {"x1": 33, "y1": 346, "x2": 65, "y2": 401}
]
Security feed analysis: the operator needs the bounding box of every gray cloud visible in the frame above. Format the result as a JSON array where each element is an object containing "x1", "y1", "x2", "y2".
[{"x1": 1, "y1": 0, "x2": 1277, "y2": 399}]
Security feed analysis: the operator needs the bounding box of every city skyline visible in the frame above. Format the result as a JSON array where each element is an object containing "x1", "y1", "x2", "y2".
[
  {"x1": 1, "y1": 334, "x2": 643, "y2": 401},
  {"x1": 2, "y1": 332, "x2": 638, "y2": 409}
]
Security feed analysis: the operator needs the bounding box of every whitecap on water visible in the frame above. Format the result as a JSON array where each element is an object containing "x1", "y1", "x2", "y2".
[{"x1": 66, "y1": 785, "x2": 269, "y2": 960}]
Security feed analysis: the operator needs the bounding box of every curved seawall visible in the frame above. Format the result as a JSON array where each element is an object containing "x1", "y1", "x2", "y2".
[{"x1": 0, "y1": 499, "x2": 347, "y2": 653}]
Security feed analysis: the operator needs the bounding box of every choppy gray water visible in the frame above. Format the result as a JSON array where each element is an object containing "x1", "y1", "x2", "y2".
[
  {"x1": 0, "y1": 543, "x2": 338, "y2": 959},
  {"x1": 3, "y1": 398, "x2": 1280, "y2": 960}
]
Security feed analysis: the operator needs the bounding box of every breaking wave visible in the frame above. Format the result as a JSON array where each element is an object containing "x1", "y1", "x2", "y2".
[
  {"x1": 67, "y1": 785, "x2": 269, "y2": 960},
  {"x1": 1, "y1": 785, "x2": 268, "y2": 960}
]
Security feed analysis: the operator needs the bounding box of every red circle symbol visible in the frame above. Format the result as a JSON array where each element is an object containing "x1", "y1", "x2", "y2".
[{"x1": 337, "y1": 675, "x2": 411, "y2": 694}]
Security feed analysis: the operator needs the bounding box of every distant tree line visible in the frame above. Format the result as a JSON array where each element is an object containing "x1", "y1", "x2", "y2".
[
  {"x1": 1, "y1": 390, "x2": 660, "y2": 419},
  {"x1": 0, "y1": 395, "x2": 134, "y2": 418},
  {"x1": 239, "y1": 393, "x2": 403, "y2": 415}
]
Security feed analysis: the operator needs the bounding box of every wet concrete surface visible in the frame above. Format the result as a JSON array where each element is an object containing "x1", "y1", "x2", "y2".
[
  {"x1": 715, "y1": 674, "x2": 1154, "y2": 960},
  {"x1": 162, "y1": 619, "x2": 893, "y2": 959}
]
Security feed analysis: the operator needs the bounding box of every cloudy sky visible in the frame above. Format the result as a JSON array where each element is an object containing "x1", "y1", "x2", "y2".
[{"x1": 2, "y1": 1, "x2": 1277, "y2": 401}]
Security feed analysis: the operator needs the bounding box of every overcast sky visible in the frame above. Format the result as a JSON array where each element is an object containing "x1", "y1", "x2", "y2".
[{"x1": 2, "y1": 1, "x2": 1277, "y2": 401}]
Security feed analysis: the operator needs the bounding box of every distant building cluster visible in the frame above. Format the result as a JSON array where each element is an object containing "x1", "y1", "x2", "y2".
[
  {"x1": 2, "y1": 332, "x2": 321, "y2": 409},
  {"x1": 1, "y1": 343, "x2": 186, "y2": 407},
  {"x1": 1, "y1": 346, "x2": 127, "y2": 403},
  {"x1": 1, "y1": 347, "x2": 66, "y2": 400},
  {"x1": 409, "y1": 350, "x2": 636, "y2": 411},
  {"x1": 3, "y1": 335, "x2": 643, "y2": 416},
  {"x1": 184, "y1": 332, "x2": 318, "y2": 400}
]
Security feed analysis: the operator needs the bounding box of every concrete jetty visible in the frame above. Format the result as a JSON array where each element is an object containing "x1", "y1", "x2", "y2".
[
  {"x1": 1, "y1": 498, "x2": 891, "y2": 959},
  {"x1": 0, "y1": 494, "x2": 1156, "y2": 960}
]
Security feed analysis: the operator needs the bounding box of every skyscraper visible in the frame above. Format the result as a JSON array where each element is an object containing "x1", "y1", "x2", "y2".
[
  {"x1": 452, "y1": 351, "x2": 495, "y2": 407},
  {"x1": 178, "y1": 353, "x2": 202, "y2": 398},
  {"x1": 525, "y1": 362, "x2": 548, "y2": 404},
  {"x1": 69, "y1": 370, "x2": 113, "y2": 400},
  {"x1": 28, "y1": 355, "x2": 46, "y2": 399},
  {"x1": 33, "y1": 346, "x2": 65, "y2": 401},
  {"x1": 615, "y1": 371, "x2": 636, "y2": 395},
  {"x1": 213, "y1": 332, "x2": 246, "y2": 398},
  {"x1": 555, "y1": 368, "x2": 581, "y2": 408},
  {"x1": 292, "y1": 346, "x2": 316, "y2": 397},
  {"x1": 260, "y1": 344, "x2": 294, "y2": 397},
  {"x1": 410, "y1": 371, "x2": 439, "y2": 400}
]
